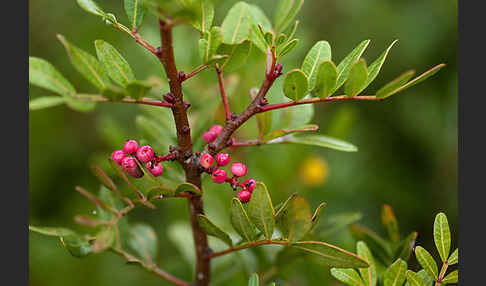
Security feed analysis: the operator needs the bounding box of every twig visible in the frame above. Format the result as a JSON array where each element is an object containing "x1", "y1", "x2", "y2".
[
  {"x1": 257, "y1": 95, "x2": 384, "y2": 113},
  {"x1": 215, "y1": 64, "x2": 231, "y2": 121},
  {"x1": 109, "y1": 21, "x2": 159, "y2": 57},
  {"x1": 208, "y1": 239, "x2": 289, "y2": 259},
  {"x1": 208, "y1": 66, "x2": 278, "y2": 155},
  {"x1": 70, "y1": 94, "x2": 172, "y2": 108},
  {"x1": 231, "y1": 139, "x2": 263, "y2": 148},
  {"x1": 183, "y1": 64, "x2": 210, "y2": 82},
  {"x1": 111, "y1": 248, "x2": 190, "y2": 286},
  {"x1": 75, "y1": 186, "x2": 118, "y2": 215}
]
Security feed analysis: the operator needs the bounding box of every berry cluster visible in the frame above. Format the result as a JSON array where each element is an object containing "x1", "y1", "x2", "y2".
[
  {"x1": 111, "y1": 139, "x2": 164, "y2": 178},
  {"x1": 200, "y1": 152, "x2": 256, "y2": 203}
]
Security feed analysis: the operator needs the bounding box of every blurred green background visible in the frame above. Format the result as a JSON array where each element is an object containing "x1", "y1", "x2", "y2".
[{"x1": 29, "y1": 0, "x2": 457, "y2": 285}]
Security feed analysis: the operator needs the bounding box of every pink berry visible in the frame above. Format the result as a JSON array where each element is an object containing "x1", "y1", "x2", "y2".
[
  {"x1": 209, "y1": 125, "x2": 223, "y2": 135},
  {"x1": 146, "y1": 162, "x2": 163, "y2": 177},
  {"x1": 136, "y1": 145, "x2": 154, "y2": 163},
  {"x1": 231, "y1": 162, "x2": 247, "y2": 177},
  {"x1": 211, "y1": 169, "x2": 227, "y2": 184},
  {"x1": 203, "y1": 131, "x2": 218, "y2": 143},
  {"x1": 245, "y1": 178, "x2": 256, "y2": 192},
  {"x1": 111, "y1": 150, "x2": 126, "y2": 165},
  {"x1": 200, "y1": 153, "x2": 214, "y2": 169},
  {"x1": 238, "y1": 190, "x2": 251, "y2": 203},
  {"x1": 123, "y1": 140, "x2": 139, "y2": 154},
  {"x1": 121, "y1": 156, "x2": 143, "y2": 178},
  {"x1": 215, "y1": 153, "x2": 231, "y2": 166}
]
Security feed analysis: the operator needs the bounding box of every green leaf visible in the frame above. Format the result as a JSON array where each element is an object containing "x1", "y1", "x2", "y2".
[
  {"x1": 310, "y1": 201, "x2": 327, "y2": 230},
  {"x1": 278, "y1": 38, "x2": 299, "y2": 58},
  {"x1": 102, "y1": 85, "x2": 127, "y2": 100},
  {"x1": 60, "y1": 234, "x2": 93, "y2": 258},
  {"x1": 317, "y1": 212, "x2": 362, "y2": 238},
  {"x1": 277, "y1": 196, "x2": 312, "y2": 243},
  {"x1": 256, "y1": 110, "x2": 273, "y2": 139},
  {"x1": 274, "y1": 0, "x2": 304, "y2": 33},
  {"x1": 135, "y1": 114, "x2": 177, "y2": 149},
  {"x1": 29, "y1": 57, "x2": 76, "y2": 96},
  {"x1": 126, "y1": 80, "x2": 152, "y2": 100},
  {"x1": 344, "y1": 59, "x2": 368, "y2": 97},
  {"x1": 292, "y1": 241, "x2": 369, "y2": 268},
  {"x1": 448, "y1": 248, "x2": 458, "y2": 265},
  {"x1": 76, "y1": 0, "x2": 105, "y2": 16},
  {"x1": 441, "y1": 270, "x2": 458, "y2": 284},
  {"x1": 57, "y1": 35, "x2": 110, "y2": 90},
  {"x1": 381, "y1": 204, "x2": 400, "y2": 245},
  {"x1": 230, "y1": 198, "x2": 256, "y2": 242},
  {"x1": 248, "y1": 182, "x2": 275, "y2": 239},
  {"x1": 94, "y1": 40, "x2": 135, "y2": 87},
  {"x1": 331, "y1": 268, "x2": 365, "y2": 286},
  {"x1": 274, "y1": 193, "x2": 298, "y2": 220},
  {"x1": 191, "y1": 0, "x2": 214, "y2": 33},
  {"x1": 405, "y1": 270, "x2": 426, "y2": 286},
  {"x1": 417, "y1": 270, "x2": 434, "y2": 285},
  {"x1": 91, "y1": 226, "x2": 115, "y2": 253},
  {"x1": 433, "y1": 212, "x2": 451, "y2": 263},
  {"x1": 375, "y1": 70, "x2": 415, "y2": 99},
  {"x1": 128, "y1": 223, "x2": 158, "y2": 263},
  {"x1": 29, "y1": 96, "x2": 65, "y2": 110},
  {"x1": 201, "y1": 26, "x2": 223, "y2": 63},
  {"x1": 262, "y1": 124, "x2": 318, "y2": 143},
  {"x1": 333, "y1": 39, "x2": 371, "y2": 93},
  {"x1": 376, "y1": 64, "x2": 445, "y2": 99},
  {"x1": 264, "y1": 31, "x2": 274, "y2": 47},
  {"x1": 415, "y1": 246, "x2": 438, "y2": 279},
  {"x1": 394, "y1": 231, "x2": 418, "y2": 262},
  {"x1": 384, "y1": 259, "x2": 407, "y2": 286},
  {"x1": 175, "y1": 182, "x2": 201, "y2": 195},
  {"x1": 197, "y1": 214, "x2": 233, "y2": 246},
  {"x1": 283, "y1": 69, "x2": 309, "y2": 101},
  {"x1": 349, "y1": 224, "x2": 392, "y2": 265},
  {"x1": 276, "y1": 33, "x2": 287, "y2": 46},
  {"x1": 362, "y1": 40, "x2": 398, "y2": 91},
  {"x1": 286, "y1": 20, "x2": 299, "y2": 40},
  {"x1": 249, "y1": 4, "x2": 272, "y2": 30},
  {"x1": 357, "y1": 241, "x2": 377, "y2": 286},
  {"x1": 314, "y1": 60, "x2": 338, "y2": 98},
  {"x1": 64, "y1": 96, "x2": 97, "y2": 112},
  {"x1": 29, "y1": 226, "x2": 76, "y2": 237},
  {"x1": 221, "y1": 2, "x2": 251, "y2": 44},
  {"x1": 218, "y1": 41, "x2": 252, "y2": 72},
  {"x1": 301, "y1": 41, "x2": 332, "y2": 90},
  {"x1": 96, "y1": 185, "x2": 119, "y2": 221},
  {"x1": 280, "y1": 134, "x2": 358, "y2": 152},
  {"x1": 248, "y1": 273, "x2": 259, "y2": 286},
  {"x1": 249, "y1": 24, "x2": 269, "y2": 53},
  {"x1": 124, "y1": 0, "x2": 147, "y2": 29}
]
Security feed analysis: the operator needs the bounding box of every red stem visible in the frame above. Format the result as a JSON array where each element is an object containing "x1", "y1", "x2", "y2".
[
  {"x1": 183, "y1": 64, "x2": 210, "y2": 82},
  {"x1": 231, "y1": 140, "x2": 263, "y2": 147},
  {"x1": 208, "y1": 63, "x2": 279, "y2": 155},
  {"x1": 215, "y1": 65, "x2": 231, "y2": 121},
  {"x1": 258, "y1": 95, "x2": 383, "y2": 113}
]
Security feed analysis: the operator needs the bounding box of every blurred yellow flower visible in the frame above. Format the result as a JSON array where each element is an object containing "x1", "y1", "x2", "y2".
[{"x1": 299, "y1": 156, "x2": 329, "y2": 186}]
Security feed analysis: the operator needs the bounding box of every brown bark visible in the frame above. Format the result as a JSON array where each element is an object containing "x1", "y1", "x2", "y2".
[{"x1": 159, "y1": 20, "x2": 210, "y2": 286}]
